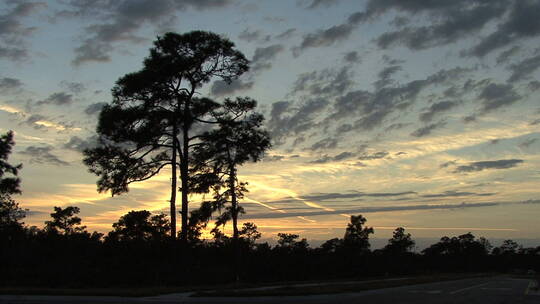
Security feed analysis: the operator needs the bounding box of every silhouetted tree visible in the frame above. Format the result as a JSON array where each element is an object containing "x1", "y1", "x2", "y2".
[
  {"x1": 343, "y1": 215, "x2": 374, "y2": 253},
  {"x1": 0, "y1": 131, "x2": 22, "y2": 196},
  {"x1": 275, "y1": 233, "x2": 309, "y2": 252},
  {"x1": 45, "y1": 206, "x2": 87, "y2": 235},
  {"x1": 106, "y1": 210, "x2": 170, "y2": 242},
  {"x1": 83, "y1": 31, "x2": 249, "y2": 241},
  {"x1": 320, "y1": 238, "x2": 343, "y2": 253},
  {"x1": 493, "y1": 239, "x2": 520, "y2": 255},
  {"x1": 194, "y1": 97, "x2": 270, "y2": 241},
  {"x1": 383, "y1": 227, "x2": 415, "y2": 254},
  {"x1": 239, "y1": 222, "x2": 261, "y2": 247}
]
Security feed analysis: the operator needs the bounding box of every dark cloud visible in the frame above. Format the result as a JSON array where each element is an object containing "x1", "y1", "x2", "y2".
[
  {"x1": 68, "y1": 0, "x2": 233, "y2": 65},
  {"x1": 247, "y1": 201, "x2": 499, "y2": 220},
  {"x1": 308, "y1": 137, "x2": 338, "y2": 151},
  {"x1": 440, "y1": 160, "x2": 457, "y2": 168},
  {"x1": 343, "y1": 51, "x2": 360, "y2": 63},
  {"x1": 420, "y1": 191, "x2": 495, "y2": 198},
  {"x1": 330, "y1": 67, "x2": 469, "y2": 130},
  {"x1": 210, "y1": 79, "x2": 254, "y2": 97},
  {"x1": 251, "y1": 44, "x2": 284, "y2": 72},
  {"x1": 20, "y1": 145, "x2": 69, "y2": 166},
  {"x1": 420, "y1": 100, "x2": 460, "y2": 122},
  {"x1": 454, "y1": 159, "x2": 524, "y2": 173},
  {"x1": 292, "y1": 66, "x2": 354, "y2": 98},
  {"x1": 496, "y1": 46, "x2": 521, "y2": 64},
  {"x1": 466, "y1": 0, "x2": 540, "y2": 57},
  {"x1": 275, "y1": 28, "x2": 296, "y2": 40},
  {"x1": 508, "y1": 54, "x2": 540, "y2": 83},
  {"x1": 528, "y1": 81, "x2": 540, "y2": 91},
  {"x1": 63, "y1": 135, "x2": 98, "y2": 152},
  {"x1": 292, "y1": 11, "x2": 364, "y2": 56},
  {"x1": 238, "y1": 29, "x2": 268, "y2": 43},
  {"x1": 0, "y1": 77, "x2": 23, "y2": 93},
  {"x1": 84, "y1": 102, "x2": 107, "y2": 115},
  {"x1": 305, "y1": 0, "x2": 340, "y2": 9},
  {"x1": 309, "y1": 151, "x2": 355, "y2": 163},
  {"x1": 358, "y1": 151, "x2": 388, "y2": 160},
  {"x1": 519, "y1": 138, "x2": 537, "y2": 149},
  {"x1": 299, "y1": 191, "x2": 416, "y2": 201},
  {"x1": 36, "y1": 92, "x2": 74, "y2": 106},
  {"x1": 478, "y1": 83, "x2": 520, "y2": 113},
  {"x1": 0, "y1": 1, "x2": 46, "y2": 61},
  {"x1": 264, "y1": 155, "x2": 285, "y2": 162},
  {"x1": 372, "y1": 1, "x2": 507, "y2": 51},
  {"x1": 269, "y1": 98, "x2": 329, "y2": 143},
  {"x1": 374, "y1": 65, "x2": 401, "y2": 89},
  {"x1": 410, "y1": 121, "x2": 446, "y2": 137},
  {"x1": 60, "y1": 81, "x2": 86, "y2": 93}
]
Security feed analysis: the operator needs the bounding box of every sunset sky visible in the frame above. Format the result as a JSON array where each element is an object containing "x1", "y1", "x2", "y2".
[{"x1": 1, "y1": 0, "x2": 539, "y2": 246}]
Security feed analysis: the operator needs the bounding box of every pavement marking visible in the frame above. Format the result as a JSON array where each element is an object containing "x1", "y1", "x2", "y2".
[{"x1": 449, "y1": 282, "x2": 490, "y2": 294}]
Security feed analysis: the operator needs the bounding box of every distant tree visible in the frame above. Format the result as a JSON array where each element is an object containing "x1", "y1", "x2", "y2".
[
  {"x1": 106, "y1": 210, "x2": 170, "y2": 242},
  {"x1": 383, "y1": 227, "x2": 415, "y2": 254},
  {"x1": 45, "y1": 206, "x2": 87, "y2": 235},
  {"x1": 239, "y1": 222, "x2": 261, "y2": 245},
  {"x1": 422, "y1": 233, "x2": 489, "y2": 256},
  {"x1": 275, "y1": 233, "x2": 309, "y2": 252},
  {"x1": 492, "y1": 239, "x2": 519, "y2": 255},
  {"x1": 83, "y1": 31, "x2": 249, "y2": 241},
  {"x1": 343, "y1": 215, "x2": 374, "y2": 252},
  {"x1": 320, "y1": 238, "x2": 343, "y2": 253}
]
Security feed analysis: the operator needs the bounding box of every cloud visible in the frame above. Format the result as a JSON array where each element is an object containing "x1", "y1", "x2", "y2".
[
  {"x1": 68, "y1": 0, "x2": 233, "y2": 65},
  {"x1": 420, "y1": 191, "x2": 495, "y2": 198},
  {"x1": 357, "y1": 151, "x2": 388, "y2": 160},
  {"x1": 478, "y1": 83, "x2": 521, "y2": 113},
  {"x1": 251, "y1": 44, "x2": 284, "y2": 72},
  {"x1": 309, "y1": 151, "x2": 356, "y2": 163},
  {"x1": 518, "y1": 138, "x2": 537, "y2": 149},
  {"x1": 247, "y1": 201, "x2": 501, "y2": 220},
  {"x1": 64, "y1": 135, "x2": 98, "y2": 152},
  {"x1": 60, "y1": 81, "x2": 86, "y2": 93},
  {"x1": 419, "y1": 100, "x2": 460, "y2": 122},
  {"x1": 238, "y1": 29, "x2": 267, "y2": 43},
  {"x1": 453, "y1": 159, "x2": 524, "y2": 173},
  {"x1": 84, "y1": 102, "x2": 107, "y2": 115},
  {"x1": 298, "y1": 191, "x2": 416, "y2": 202},
  {"x1": 0, "y1": 77, "x2": 23, "y2": 93},
  {"x1": 0, "y1": 1, "x2": 47, "y2": 61},
  {"x1": 305, "y1": 0, "x2": 340, "y2": 9},
  {"x1": 20, "y1": 145, "x2": 69, "y2": 166},
  {"x1": 292, "y1": 11, "x2": 364, "y2": 56},
  {"x1": 292, "y1": 66, "x2": 354, "y2": 98},
  {"x1": 343, "y1": 51, "x2": 360, "y2": 63},
  {"x1": 466, "y1": 1, "x2": 540, "y2": 57},
  {"x1": 36, "y1": 92, "x2": 74, "y2": 106},
  {"x1": 496, "y1": 46, "x2": 521, "y2": 64},
  {"x1": 507, "y1": 54, "x2": 540, "y2": 83},
  {"x1": 275, "y1": 28, "x2": 296, "y2": 40},
  {"x1": 410, "y1": 121, "x2": 446, "y2": 137},
  {"x1": 210, "y1": 79, "x2": 254, "y2": 97},
  {"x1": 308, "y1": 137, "x2": 338, "y2": 151},
  {"x1": 263, "y1": 155, "x2": 285, "y2": 162}
]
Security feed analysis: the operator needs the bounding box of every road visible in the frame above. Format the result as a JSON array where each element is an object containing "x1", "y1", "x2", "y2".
[{"x1": 1, "y1": 276, "x2": 538, "y2": 304}]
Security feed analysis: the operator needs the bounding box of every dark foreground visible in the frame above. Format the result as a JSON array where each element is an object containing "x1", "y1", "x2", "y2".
[{"x1": 0, "y1": 276, "x2": 538, "y2": 304}]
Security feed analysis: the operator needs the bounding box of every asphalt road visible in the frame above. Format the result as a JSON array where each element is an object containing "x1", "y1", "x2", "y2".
[{"x1": 1, "y1": 276, "x2": 538, "y2": 304}]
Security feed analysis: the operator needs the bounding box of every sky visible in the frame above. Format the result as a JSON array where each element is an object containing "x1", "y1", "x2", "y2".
[{"x1": 1, "y1": 0, "x2": 540, "y2": 246}]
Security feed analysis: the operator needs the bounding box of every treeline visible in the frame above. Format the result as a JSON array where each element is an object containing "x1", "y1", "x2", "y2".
[{"x1": 2, "y1": 207, "x2": 539, "y2": 288}]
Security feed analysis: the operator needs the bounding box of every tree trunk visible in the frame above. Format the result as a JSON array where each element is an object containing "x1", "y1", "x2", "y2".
[
  {"x1": 230, "y1": 165, "x2": 240, "y2": 282},
  {"x1": 179, "y1": 124, "x2": 190, "y2": 243},
  {"x1": 169, "y1": 124, "x2": 177, "y2": 239},
  {"x1": 230, "y1": 166, "x2": 239, "y2": 240}
]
